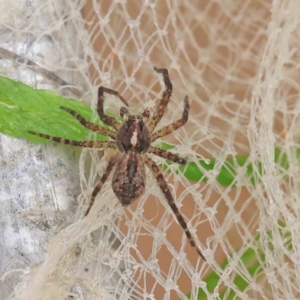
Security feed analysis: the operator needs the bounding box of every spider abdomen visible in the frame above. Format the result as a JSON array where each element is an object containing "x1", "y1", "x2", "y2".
[{"x1": 112, "y1": 153, "x2": 145, "y2": 206}]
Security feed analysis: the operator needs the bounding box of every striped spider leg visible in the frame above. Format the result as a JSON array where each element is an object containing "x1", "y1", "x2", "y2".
[{"x1": 28, "y1": 67, "x2": 205, "y2": 260}]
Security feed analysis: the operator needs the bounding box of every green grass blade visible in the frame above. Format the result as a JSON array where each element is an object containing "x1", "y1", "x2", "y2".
[
  {"x1": 186, "y1": 222, "x2": 291, "y2": 300},
  {"x1": 160, "y1": 142, "x2": 290, "y2": 186}
]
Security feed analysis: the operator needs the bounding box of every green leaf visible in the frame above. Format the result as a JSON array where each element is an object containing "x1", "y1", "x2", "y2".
[
  {"x1": 0, "y1": 76, "x2": 294, "y2": 187},
  {"x1": 0, "y1": 75, "x2": 111, "y2": 142}
]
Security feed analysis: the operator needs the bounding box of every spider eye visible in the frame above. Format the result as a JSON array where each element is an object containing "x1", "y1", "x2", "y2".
[
  {"x1": 120, "y1": 107, "x2": 129, "y2": 120},
  {"x1": 142, "y1": 109, "x2": 150, "y2": 119}
]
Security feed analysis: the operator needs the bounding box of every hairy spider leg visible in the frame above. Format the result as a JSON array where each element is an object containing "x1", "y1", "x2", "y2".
[
  {"x1": 28, "y1": 131, "x2": 117, "y2": 148},
  {"x1": 147, "y1": 67, "x2": 173, "y2": 133},
  {"x1": 144, "y1": 155, "x2": 206, "y2": 261},
  {"x1": 60, "y1": 106, "x2": 117, "y2": 139},
  {"x1": 97, "y1": 86, "x2": 128, "y2": 131},
  {"x1": 85, "y1": 154, "x2": 119, "y2": 216},
  {"x1": 151, "y1": 96, "x2": 190, "y2": 142},
  {"x1": 148, "y1": 146, "x2": 186, "y2": 164},
  {"x1": 27, "y1": 67, "x2": 204, "y2": 259}
]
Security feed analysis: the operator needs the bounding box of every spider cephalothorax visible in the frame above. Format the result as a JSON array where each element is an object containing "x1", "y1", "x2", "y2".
[
  {"x1": 28, "y1": 67, "x2": 206, "y2": 260},
  {"x1": 116, "y1": 115, "x2": 151, "y2": 154}
]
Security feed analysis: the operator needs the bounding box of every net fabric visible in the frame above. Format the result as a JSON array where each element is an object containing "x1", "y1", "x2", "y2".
[{"x1": 2, "y1": 0, "x2": 300, "y2": 299}]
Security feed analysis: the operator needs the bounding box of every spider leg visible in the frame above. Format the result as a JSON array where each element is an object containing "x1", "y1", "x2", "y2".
[
  {"x1": 144, "y1": 155, "x2": 206, "y2": 261},
  {"x1": 147, "y1": 67, "x2": 173, "y2": 133},
  {"x1": 97, "y1": 86, "x2": 128, "y2": 131},
  {"x1": 85, "y1": 154, "x2": 119, "y2": 216},
  {"x1": 60, "y1": 106, "x2": 116, "y2": 139},
  {"x1": 151, "y1": 96, "x2": 189, "y2": 142},
  {"x1": 28, "y1": 131, "x2": 116, "y2": 148},
  {"x1": 148, "y1": 146, "x2": 186, "y2": 164}
]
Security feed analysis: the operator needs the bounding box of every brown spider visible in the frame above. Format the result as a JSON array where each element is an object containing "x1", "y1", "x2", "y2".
[{"x1": 28, "y1": 67, "x2": 206, "y2": 261}]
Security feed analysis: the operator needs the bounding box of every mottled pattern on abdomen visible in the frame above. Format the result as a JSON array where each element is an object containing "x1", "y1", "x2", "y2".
[{"x1": 112, "y1": 153, "x2": 146, "y2": 206}]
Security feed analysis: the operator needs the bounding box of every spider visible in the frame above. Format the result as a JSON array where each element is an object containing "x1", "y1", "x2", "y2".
[{"x1": 28, "y1": 67, "x2": 206, "y2": 261}]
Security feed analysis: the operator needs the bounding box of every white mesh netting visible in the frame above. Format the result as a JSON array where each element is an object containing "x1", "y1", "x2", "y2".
[{"x1": 1, "y1": 0, "x2": 300, "y2": 299}]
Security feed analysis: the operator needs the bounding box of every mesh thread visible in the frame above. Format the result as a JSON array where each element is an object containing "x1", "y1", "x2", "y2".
[{"x1": 1, "y1": 0, "x2": 300, "y2": 299}]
